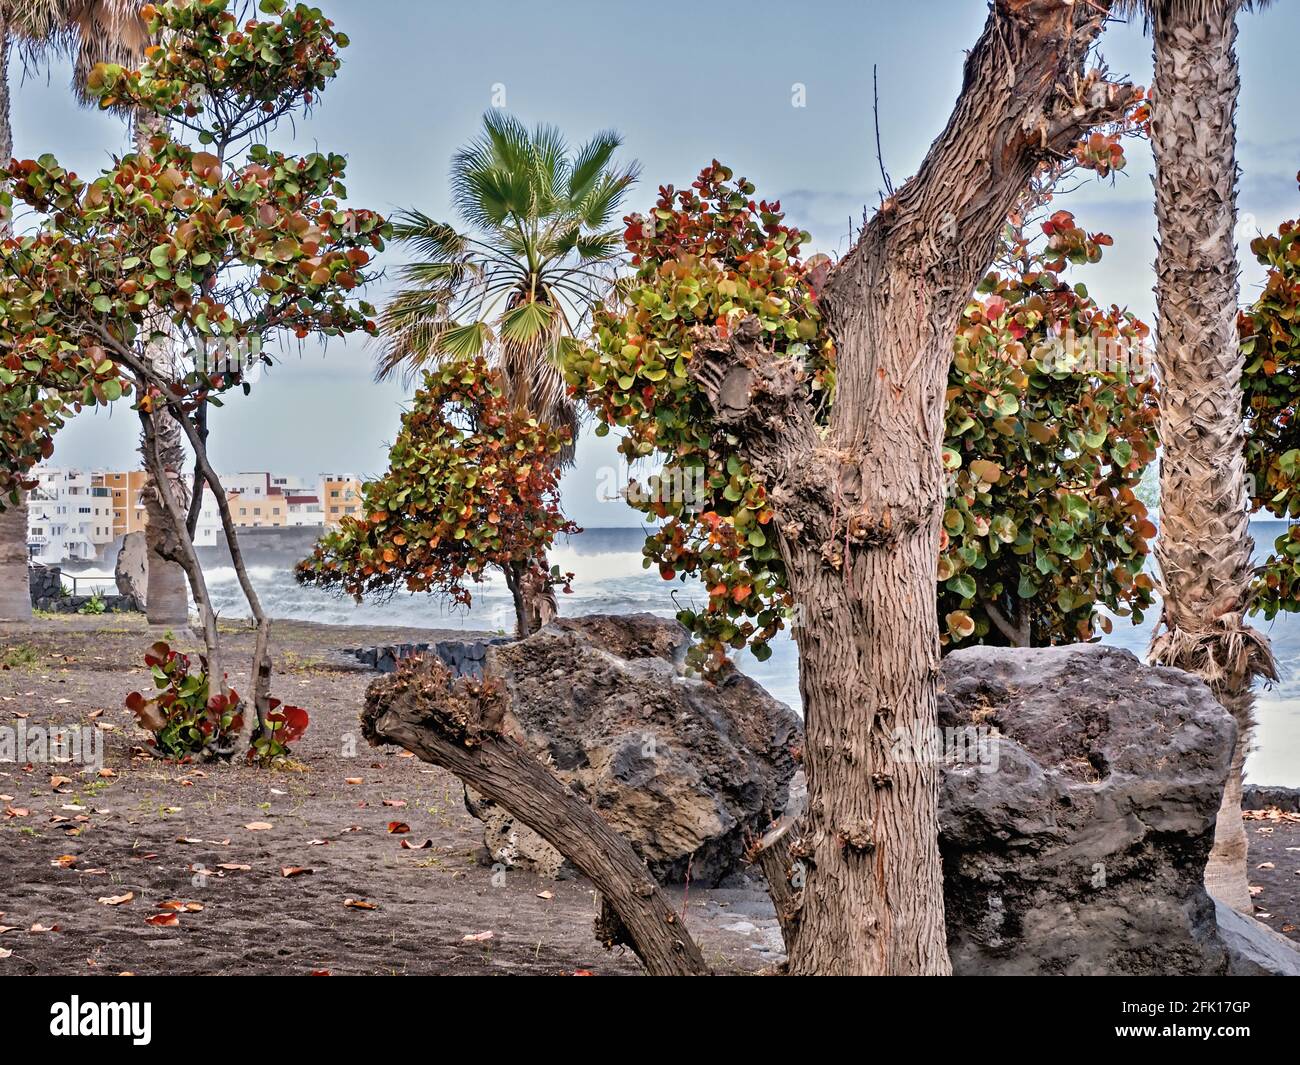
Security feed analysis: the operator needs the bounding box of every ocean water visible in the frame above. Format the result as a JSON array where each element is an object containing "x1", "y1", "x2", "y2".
[{"x1": 76, "y1": 522, "x2": 1300, "y2": 787}]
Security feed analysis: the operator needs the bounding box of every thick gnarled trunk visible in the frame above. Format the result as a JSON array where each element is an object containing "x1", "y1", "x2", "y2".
[
  {"x1": 704, "y1": 1, "x2": 1139, "y2": 973},
  {"x1": 1145, "y1": 0, "x2": 1275, "y2": 914}
]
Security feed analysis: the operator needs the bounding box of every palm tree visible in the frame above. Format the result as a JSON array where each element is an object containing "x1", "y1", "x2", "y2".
[
  {"x1": 0, "y1": 2, "x2": 186, "y2": 623},
  {"x1": 0, "y1": 1, "x2": 71, "y2": 620},
  {"x1": 1115, "y1": 0, "x2": 1277, "y2": 912},
  {"x1": 376, "y1": 110, "x2": 638, "y2": 632}
]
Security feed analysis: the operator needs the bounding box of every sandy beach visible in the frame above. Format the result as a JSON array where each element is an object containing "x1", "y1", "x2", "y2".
[{"x1": 0, "y1": 615, "x2": 785, "y2": 975}]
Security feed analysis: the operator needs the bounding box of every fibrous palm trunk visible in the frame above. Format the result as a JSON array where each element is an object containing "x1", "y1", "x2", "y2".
[
  {"x1": 0, "y1": 22, "x2": 32, "y2": 623},
  {"x1": 1146, "y1": 0, "x2": 1275, "y2": 914},
  {"x1": 0, "y1": 493, "x2": 32, "y2": 621},
  {"x1": 133, "y1": 109, "x2": 190, "y2": 626}
]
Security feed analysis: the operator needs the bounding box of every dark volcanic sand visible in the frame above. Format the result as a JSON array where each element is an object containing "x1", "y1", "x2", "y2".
[
  {"x1": 2, "y1": 614, "x2": 1294, "y2": 974},
  {"x1": 0, "y1": 615, "x2": 782, "y2": 975}
]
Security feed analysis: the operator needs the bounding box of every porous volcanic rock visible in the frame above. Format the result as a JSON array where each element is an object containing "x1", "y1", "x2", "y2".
[{"x1": 466, "y1": 613, "x2": 800, "y2": 885}]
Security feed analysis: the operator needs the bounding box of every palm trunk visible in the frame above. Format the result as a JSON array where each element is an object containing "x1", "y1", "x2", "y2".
[
  {"x1": 1145, "y1": 0, "x2": 1275, "y2": 914},
  {"x1": 133, "y1": 108, "x2": 190, "y2": 626},
  {"x1": 0, "y1": 493, "x2": 32, "y2": 622},
  {"x1": 0, "y1": 23, "x2": 31, "y2": 624}
]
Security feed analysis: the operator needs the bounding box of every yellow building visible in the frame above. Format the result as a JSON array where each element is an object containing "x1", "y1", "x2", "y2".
[
  {"x1": 95, "y1": 471, "x2": 149, "y2": 538},
  {"x1": 229, "y1": 489, "x2": 289, "y2": 528},
  {"x1": 321, "y1": 474, "x2": 363, "y2": 527}
]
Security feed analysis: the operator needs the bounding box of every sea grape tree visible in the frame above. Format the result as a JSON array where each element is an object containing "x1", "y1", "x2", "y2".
[
  {"x1": 940, "y1": 209, "x2": 1158, "y2": 648},
  {"x1": 564, "y1": 0, "x2": 1142, "y2": 973},
  {"x1": 297, "y1": 355, "x2": 577, "y2": 636},
  {"x1": 0, "y1": 0, "x2": 386, "y2": 754},
  {"x1": 1242, "y1": 172, "x2": 1300, "y2": 615}
]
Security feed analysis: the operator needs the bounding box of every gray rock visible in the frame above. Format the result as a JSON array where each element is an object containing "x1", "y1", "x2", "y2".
[
  {"x1": 1216, "y1": 900, "x2": 1300, "y2": 975},
  {"x1": 467, "y1": 613, "x2": 800, "y2": 885},
  {"x1": 938, "y1": 643, "x2": 1237, "y2": 975},
  {"x1": 1242, "y1": 785, "x2": 1300, "y2": 813},
  {"x1": 115, "y1": 531, "x2": 148, "y2": 604}
]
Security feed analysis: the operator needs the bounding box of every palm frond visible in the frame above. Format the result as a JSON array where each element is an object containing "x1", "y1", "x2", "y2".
[{"x1": 1109, "y1": 0, "x2": 1274, "y2": 29}]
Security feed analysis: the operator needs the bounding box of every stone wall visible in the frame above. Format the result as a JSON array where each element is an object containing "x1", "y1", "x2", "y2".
[{"x1": 29, "y1": 563, "x2": 140, "y2": 614}]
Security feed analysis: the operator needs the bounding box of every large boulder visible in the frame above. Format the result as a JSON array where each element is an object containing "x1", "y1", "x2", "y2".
[
  {"x1": 465, "y1": 613, "x2": 800, "y2": 885},
  {"x1": 114, "y1": 531, "x2": 148, "y2": 605},
  {"x1": 938, "y1": 643, "x2": 1238, "y2": 975}
]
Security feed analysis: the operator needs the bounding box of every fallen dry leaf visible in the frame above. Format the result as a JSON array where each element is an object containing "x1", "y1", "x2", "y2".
[
  {"x1": 462, "y1": 930, "x2": 494, "y2": 942},
  {"x1": 537, "y1": 891, "x2": 554, "y2": 900},
  {"x1": 1257, "y1": 862, "x2": 1275, "y2": 870},
  {"x1": 29, "y1": 923, "x2": 58, "y2": 933},
  {"x1": 280, "y1": 866, "x2": 313, "y2": 878},
  {"x1": 244, "y1": 822, "x2": 273, "y2": 831},
  {"x1": 51, "y1": 855, "x2": 78, "y2": 868},
  {"x1": 344, "y1": 777, "x2": 363, "y2": 785},
  {"x1": 0, "y1": 949, "x2": 11, "y2": 960},
  {"x1": 145, "y1": 913, "x2": 179, "y2": 927},
  {"x1": 400, "y1": 838, "x2": 433, "y2": 850},
  {"x1": 343, "y1": 898, "x2": 377, "y2": 910},
  {"x1": 216, "y1": 863, "x2": 251, "y2": 872},
  {"x1": 98, "y1": 892, "x2": 134, "y2": 906},
  {"x1": 49, "y1": 775, "x2": 72, "y2": 790},
  {"x1": 386, "y1": 821, "x2": 410, "y2": 835},
  {"x1": 97, "y1": 768, "x2": 116, "y2": 779},
  {"x1": 382, "y1": 799, "x2": 407, "y2": 808}
]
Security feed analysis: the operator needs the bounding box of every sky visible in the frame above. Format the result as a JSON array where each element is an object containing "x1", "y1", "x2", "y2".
[{"x1": 13, "y1": 0, "x2": 1300, "y2": 526}]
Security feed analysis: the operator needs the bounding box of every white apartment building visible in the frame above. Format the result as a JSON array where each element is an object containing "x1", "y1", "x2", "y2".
[{"x1": 26, "y1": 467, "x2": 116, "y2": 564}]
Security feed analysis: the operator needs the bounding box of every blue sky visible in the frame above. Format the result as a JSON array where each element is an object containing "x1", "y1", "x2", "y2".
[{"x1": 16, "y1": 0, "x2": 1300, "y2": 525}]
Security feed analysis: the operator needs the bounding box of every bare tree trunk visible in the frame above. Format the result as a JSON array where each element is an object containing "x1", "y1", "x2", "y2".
[
  {"x1": 686, "y1": 2, "x2": 1140, "y2": 973},
  {"x1": 503, "y1": 561, "x2": 557, "y2": 637},
  {"x1": 138, "y1": 405, "x2": 227, "y2": 705},
  {"x1": 363, "y1": 659, "x2": 709, "y2": 975},
  {"x1": 132, "y1": 108, "x2": 190, "y2": 627},
  {"x1": 1144, "y1": 0, "x2": 1275, "y2": 915}
]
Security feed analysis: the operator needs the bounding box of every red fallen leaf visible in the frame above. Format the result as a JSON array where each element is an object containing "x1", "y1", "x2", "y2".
[
  {"x1": 400, "y1": 838, "x2": 433, "y2": 850},
  {"x1": 51, "y1": 855, "x2": 78, "y2": 868},
  {"x1": 343, "y1": 898, "x2": 377, "y2": 910},
  {"x1": 50, "y1": 775, "x2": 72, "y2": 790},
  {"x1": 280, "y1": 866, "x2": 313, "y2": 878},
  {"x1": 145, "y1": 913, "x2": 179, "y2": 927},
  {"x1": 387, "y1": 821, "x2": 410, "y2": 835},
  {"x1": 29, "y1": 923, "x2": 59, "y2": 933},
  {"x1": 156, "y1": 901, "x2": 203, "y2": 912},
  {"x1": 572, "y1": 969, "x2": 595, "y2": 976},
  {"x1": 310, "y1": 969, "x2": 331, "y2": 976}
]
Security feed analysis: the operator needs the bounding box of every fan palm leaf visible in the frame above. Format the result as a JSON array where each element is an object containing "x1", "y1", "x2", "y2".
[{"x1": 376, "y1": 112, "x2": 639, "y2": 470}]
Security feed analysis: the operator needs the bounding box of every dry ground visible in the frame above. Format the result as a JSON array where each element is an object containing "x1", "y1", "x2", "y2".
[{"x1": 0, "y1": 614, "x2": 781, "y2": 975}]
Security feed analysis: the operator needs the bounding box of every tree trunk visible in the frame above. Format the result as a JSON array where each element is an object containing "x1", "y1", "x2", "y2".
[
  {"x1": 504, "y1": 561, "x2": 557, "y2": 637},
  {"x1": 132, "y1": 108, "x2": 191, "y2": 627},
  {"x1": 0, "y1": 492, "x2": 32, "y2": 622},
  {"x1": 686, "y1": 2, "x2": 1140, "y2": 974},
  {"x1": 363, "y1": 658, "x2": 710, "y2": 975},
  {"x1": 0, "y1": 24, "x2": 30, "y2": 624},
  {"x1": 1145, "y1": 0, "x2": 1275, "y2": 915}
]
